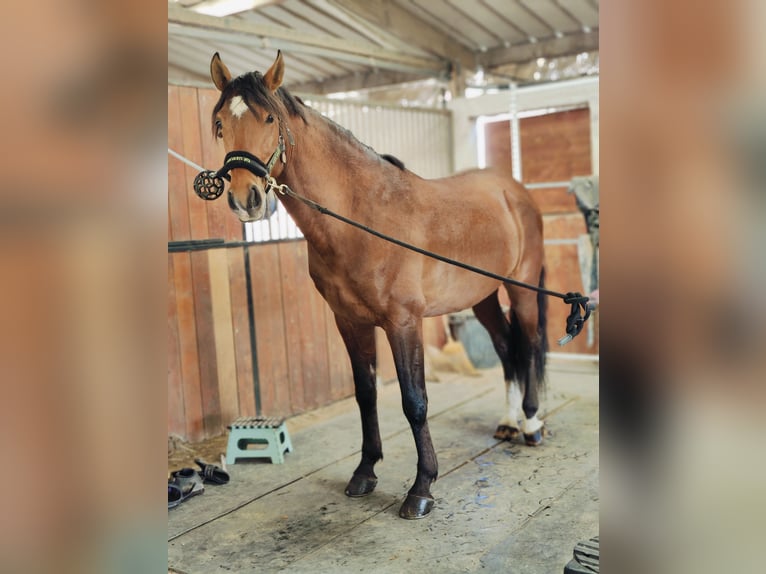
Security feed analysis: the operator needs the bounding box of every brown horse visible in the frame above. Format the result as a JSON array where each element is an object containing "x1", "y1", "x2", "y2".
[{"x1": 207, "y1": 51, "x2": 548, "y2": 519}]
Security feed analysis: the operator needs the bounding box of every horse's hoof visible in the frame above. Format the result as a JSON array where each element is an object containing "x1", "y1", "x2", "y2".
[
  {"x1": 344, "y1": 474, "x2": 377, "y2": 497},
  {"x1": 494, "y1": 425, "x2": 520, "y2": 441},
  {"x1": 398, "y1": 494, "x2": 434, "y2": 519},
  {"x1": 524, "y1": 429, "x2": 544, "y2": 446}
]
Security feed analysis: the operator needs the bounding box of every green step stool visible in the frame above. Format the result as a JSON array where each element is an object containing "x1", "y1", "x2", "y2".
[{"x1": 226, "y1": 416, "x2": 293, "y2": 464}]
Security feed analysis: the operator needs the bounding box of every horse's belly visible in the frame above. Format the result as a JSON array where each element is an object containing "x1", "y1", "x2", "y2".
[{"x1": 422, "y1": 273, "x2": 501, "y2": 317}]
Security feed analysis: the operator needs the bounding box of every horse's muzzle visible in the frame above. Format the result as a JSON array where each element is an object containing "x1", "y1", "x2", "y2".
[
  {"x1": 193, "y1": 148, "x2": 281, "y2": 221},
  {"x1": 229, "y1": 185, "x2": 278, "y2": 222}
]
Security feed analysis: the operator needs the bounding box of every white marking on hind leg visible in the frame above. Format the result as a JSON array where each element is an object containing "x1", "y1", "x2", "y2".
[
  {"x1": 521, "y1": 415, "x2": 544, "y2": 434},
  {"x1": 229, "y1": 95, "x2": 248, "y2": 118},
  {"x1": 499, "y1": 380, "x2": 523, "y2": 428}
]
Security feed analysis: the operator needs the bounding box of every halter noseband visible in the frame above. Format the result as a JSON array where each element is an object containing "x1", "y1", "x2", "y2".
[{"x1": 193, "y1": 129, "x2": 290, "y2": 201}]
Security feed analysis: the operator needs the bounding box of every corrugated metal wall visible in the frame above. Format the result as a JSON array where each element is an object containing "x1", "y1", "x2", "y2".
[{"x1": 300, "y1": 97, "x2": 453, "y2": 179}]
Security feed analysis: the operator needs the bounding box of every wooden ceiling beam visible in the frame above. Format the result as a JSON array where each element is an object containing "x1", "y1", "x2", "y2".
[
  {"x1": 168, "y1": 3, "x2": 447, "y2": 74},
  {"x1": 479, "y1": 29, "x2": 599, "y2": 69},
  {"x1": 288, "y1": 69, "x2": 421, "y2": 94},
  {"x1": 328, "y1": 0, "x2": 476, "y2": 73}
]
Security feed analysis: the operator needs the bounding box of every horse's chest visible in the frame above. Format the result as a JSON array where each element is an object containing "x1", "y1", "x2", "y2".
[{"x1": 307, "y1": 257, "x2": 383, "y2": 321}]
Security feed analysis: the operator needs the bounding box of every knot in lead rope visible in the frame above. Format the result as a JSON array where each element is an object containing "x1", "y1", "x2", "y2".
[{"x1": 558, "y1": 292, "x2": 592, "y2": 346}]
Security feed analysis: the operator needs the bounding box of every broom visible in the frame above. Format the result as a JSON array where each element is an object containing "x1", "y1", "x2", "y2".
[{"x1": 432, "y1": 315, "x2": 480, "y2": 377}]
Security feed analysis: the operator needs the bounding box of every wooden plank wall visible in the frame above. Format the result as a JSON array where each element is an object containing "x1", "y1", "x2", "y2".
[
  {"x1": 169, "y1": 84, "x2": 244, "y2": 441},
  {"x1": 484, "y1": 108, "x2": 599, "y2": 354}
]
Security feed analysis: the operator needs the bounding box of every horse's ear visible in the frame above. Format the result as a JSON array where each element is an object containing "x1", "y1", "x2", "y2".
[
  {"x1": 263, "y1": 50, "x2": 285, "y2": 93},
  {"x1": 210, "y1": 52, "x2": 232, "y2": 91}
]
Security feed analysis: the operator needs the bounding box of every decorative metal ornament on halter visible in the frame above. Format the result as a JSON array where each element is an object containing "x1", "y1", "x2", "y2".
[{"x1": 193, "y1": 170, "x2": 226, "y2": 200}]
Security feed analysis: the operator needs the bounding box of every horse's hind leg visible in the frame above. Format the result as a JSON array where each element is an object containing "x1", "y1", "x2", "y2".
[
  {"x1": 472, "y1": 292, "x2": 523, "y2": 441},
  {"x1": 335, "y1": 316, "x2": 382, "y2": 497},
  {"x1": 505, "y1": 283, "x2": 548, "y2": 446},
  {"x1": 385, "y1": 316, "x2": 437, "y2": 519}
]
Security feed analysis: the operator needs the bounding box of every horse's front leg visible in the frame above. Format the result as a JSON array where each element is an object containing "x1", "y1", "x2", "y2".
[
  {"x1": 335, "y1": 316, "x2": 381, "y2": 497},
  {"x1": 385, "y1": 317, "x2": 438, "y2": 519}
]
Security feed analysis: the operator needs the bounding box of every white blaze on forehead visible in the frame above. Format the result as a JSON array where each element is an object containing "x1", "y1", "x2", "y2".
[{"x1": 229, "y1": 95, "x2": 248, "y2": 119}]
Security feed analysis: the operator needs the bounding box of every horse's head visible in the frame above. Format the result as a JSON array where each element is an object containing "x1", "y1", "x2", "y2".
[{"x1": 209, "y1": 51, "x2": 288, "y2": 222}]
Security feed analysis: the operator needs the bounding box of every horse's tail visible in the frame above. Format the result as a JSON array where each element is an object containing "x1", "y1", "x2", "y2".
[{"x1": 507, "y1": 265, "x2": 548, "y2": 389}]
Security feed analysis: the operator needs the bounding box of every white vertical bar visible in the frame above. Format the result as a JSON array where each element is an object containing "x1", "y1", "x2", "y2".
[
  {"x1": 262, "y1": 219, "x2": 270, "y2": 242},
  {"x1": 270, "y1": 204, "x2": 279, "y2": 239},
  {"x1": 476, "y1": 116, "x2": 487, "y2": 169},
  {"x1": 278, "y1": 204, "x2": 286, "y2": 239}
]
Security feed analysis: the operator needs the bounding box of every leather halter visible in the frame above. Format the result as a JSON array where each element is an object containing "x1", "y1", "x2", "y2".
[{"x1": 193, "y1": 127, "x2": 291, "y2": 201}]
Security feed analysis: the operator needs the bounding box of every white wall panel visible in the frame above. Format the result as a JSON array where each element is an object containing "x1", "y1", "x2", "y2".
[{"x1": 302, "y1": 97, "x2": 452, "y2": 179}]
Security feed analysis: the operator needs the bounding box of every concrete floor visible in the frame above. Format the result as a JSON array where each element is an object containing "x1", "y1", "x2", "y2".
[{"x1": 168, "y1": 359, "x2": 598, "y2": 574}]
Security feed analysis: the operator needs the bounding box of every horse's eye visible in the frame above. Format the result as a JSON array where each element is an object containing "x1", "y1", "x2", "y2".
[
  {"x1": 266, "y1": 114, "x2": 274, "y2": 124},
  {"x1": 215, "y1": 120, "x2": 223, "y2": 138}
]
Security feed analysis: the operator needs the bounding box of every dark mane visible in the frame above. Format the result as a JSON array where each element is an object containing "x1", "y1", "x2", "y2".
[
  {"x1": 211, "y1": 72, "x2": 307, "y2": 135},
  {"x1": 381, "y1": 154, "x2": 405, "y2": 170}
]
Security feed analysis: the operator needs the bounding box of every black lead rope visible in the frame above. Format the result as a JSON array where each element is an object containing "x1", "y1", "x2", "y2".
[{"x1": 278, "y1": 187, "x2": 592, "y2": 346}]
